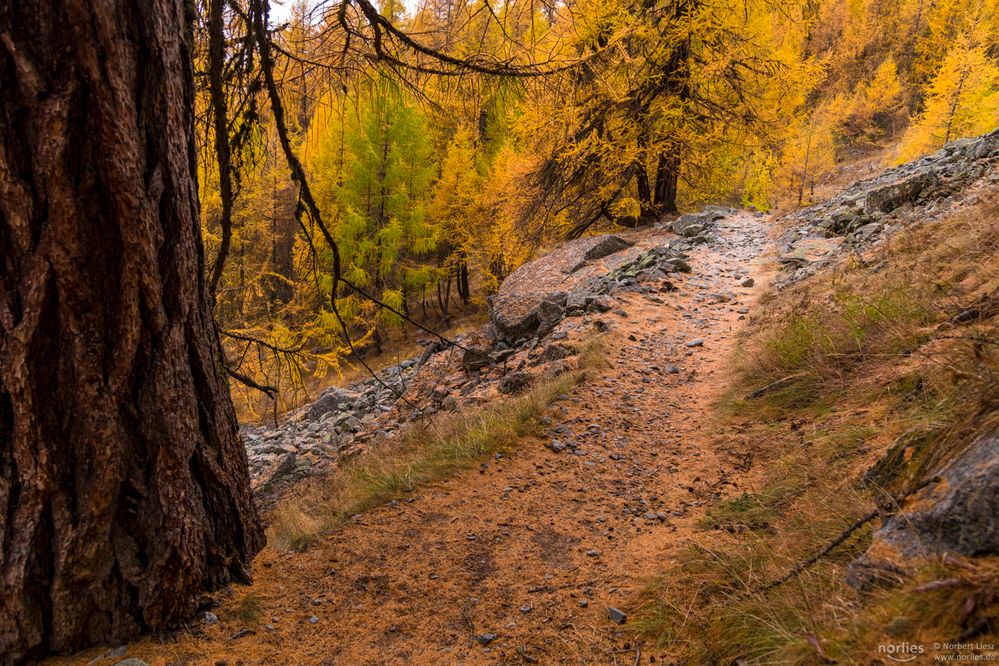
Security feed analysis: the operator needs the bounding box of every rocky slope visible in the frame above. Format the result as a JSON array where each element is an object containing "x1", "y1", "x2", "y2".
[
  {"x1": 770, "y1": 129, "x2": 999, "y2": 592},
  {"x1": 244, "y1": 209, "x2": 738, "y2": 493},
  {"x1": 777, "y1": 128, "x2": 999, "y2": 286}
]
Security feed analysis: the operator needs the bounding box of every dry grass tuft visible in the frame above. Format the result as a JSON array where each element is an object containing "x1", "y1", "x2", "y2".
[{"x1": 268, "y1": 502, "x2": 324, "y2": 552}]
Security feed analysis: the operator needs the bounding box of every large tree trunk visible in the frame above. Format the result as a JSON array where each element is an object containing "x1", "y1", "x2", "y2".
[{"x1": 0, "y1": 1, "x2": 264, "y2": 662}]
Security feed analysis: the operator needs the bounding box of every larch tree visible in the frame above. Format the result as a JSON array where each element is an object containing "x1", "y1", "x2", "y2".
[
  {"x1": 429, "y1": 128, "x2": 484, "y2": 309},
  {"x1": 0, "y1": 0, "x2": 263, "y2": 661},
  {"x1": 304, "y1": 76, "x2": 437, "y2": 335},
  {"x1": 530, "y1": 0, "x2": 812, "y2": 235},
  {"x1": 896, "y1": 34, "x2": 999, "y2": 163}
]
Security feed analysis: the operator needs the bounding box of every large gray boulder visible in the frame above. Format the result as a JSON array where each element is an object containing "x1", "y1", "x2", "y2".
[
  {"x1": 489, "y1": 234, "x2": 633, "y2": 341},
  {"x1": 848, "y1": 428, "x2": 999, "y2": 588},
  {"x1": 865, "y1": 170, "x2": 938, "y2": 214}
]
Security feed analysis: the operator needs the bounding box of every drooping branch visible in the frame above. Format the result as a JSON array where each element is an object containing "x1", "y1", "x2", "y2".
[
  {"x1": 221, "y1": 329, "x2": 307, "y2": 355},
  {"x1": 226, "y1": 366, "x2": 279, "y2": 398},
  {"x1": 248, "y1": 0, "x2": 474, "y2": 397}
]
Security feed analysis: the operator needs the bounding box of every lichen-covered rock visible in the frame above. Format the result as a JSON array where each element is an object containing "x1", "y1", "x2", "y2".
[
  {"x1": 848, "y1": 428, "x2": 999, "y2": 589},
  {"x1": 671, "y1": 208, "x2": 728, "y2": 235},
  {"x1": 539, "y1": 342, "x2": 578, "y2": 363},
  {"x1": 536, "y1": 294, "x2": 568, "y2": 338},
  {"x1": 865, "y1": 170, "x2": 939, "y2": 214},
  {"x1": 306, "y1": 387, "x2": 360, "y2": 420},
  {"x1": 499, "y1": 370, "x2": 534, "y2": 395}
]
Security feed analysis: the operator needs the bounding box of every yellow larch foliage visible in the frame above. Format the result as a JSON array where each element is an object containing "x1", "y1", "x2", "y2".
[{"x1": 895, "y1": 36, "x2": 999, "y2": 163}]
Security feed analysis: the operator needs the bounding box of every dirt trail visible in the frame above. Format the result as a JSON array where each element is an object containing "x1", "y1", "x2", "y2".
[{"x1": 65, "y1": 214, "x2": 775, "y2": 666}]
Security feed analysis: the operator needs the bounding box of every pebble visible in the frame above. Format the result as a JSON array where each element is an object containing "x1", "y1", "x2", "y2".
[{"x1": 607, "y1": 607, "x2": 628, "y2": 624}]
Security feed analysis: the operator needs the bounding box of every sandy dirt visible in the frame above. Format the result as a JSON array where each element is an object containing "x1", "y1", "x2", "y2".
[{"x1": 57, "y1": 214, "x2": 776, "y2": 666}]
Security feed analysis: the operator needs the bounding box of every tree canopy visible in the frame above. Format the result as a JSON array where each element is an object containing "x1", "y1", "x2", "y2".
[{"x1": 195, "y1": 0, "x2": 999, "y2": 414}]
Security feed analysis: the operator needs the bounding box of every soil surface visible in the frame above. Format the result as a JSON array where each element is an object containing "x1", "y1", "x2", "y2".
[{"x1": 56, "y1": 214, "x2": 775, "y2": 666}]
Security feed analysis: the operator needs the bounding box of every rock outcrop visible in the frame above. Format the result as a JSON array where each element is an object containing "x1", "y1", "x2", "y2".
[
  {"x1": 487, "y1": 234, "x2": 634, "y2": 342},
  {"x1": 849, "y1": 428, "x2": 999, "y2": 589},
  {"x1": 489, "y1": 223, "x2": 713, "y2": 344},
  {"x1": 778, "y1": 129, "x2": 999, "y2": 286}
]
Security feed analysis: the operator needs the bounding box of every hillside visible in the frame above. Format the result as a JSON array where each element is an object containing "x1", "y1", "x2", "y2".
[{"x1": 47, "y1": 130, "x2": 999, "y2": 665}]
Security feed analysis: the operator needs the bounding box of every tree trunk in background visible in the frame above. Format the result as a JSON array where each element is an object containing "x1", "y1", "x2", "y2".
[
  {"x1": 268, "y1": 183, "x2": 298, "y2": 305},
  {"x1": 457, "y1": 261, "x2": 470, "y2": 304},
  {"x1": 0, "y1": 1, "x2": 264, "y2": 661},
  {"x1": 644, "y1": 0, "x2": 692, "y2": 218},
  {"x1": 653, "y1": 153, "x2": 680, "y2": 215}
]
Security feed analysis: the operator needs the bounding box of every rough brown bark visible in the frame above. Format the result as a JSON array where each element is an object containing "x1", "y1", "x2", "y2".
[
  {"x1": 0, "y1": 1, "x2": 264, "y2": 662},
  {"x1": 652, "y1": 153, "x2": 681, "y2": 215}
]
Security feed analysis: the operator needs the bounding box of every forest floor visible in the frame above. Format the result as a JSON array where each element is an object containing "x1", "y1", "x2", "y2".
[{"x1": 59, "y1": 214, "x2": 777, "y2": 665}]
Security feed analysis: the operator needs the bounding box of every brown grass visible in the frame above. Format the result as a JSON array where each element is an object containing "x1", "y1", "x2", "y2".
[{"x1": 633, "y1": 193, "x2": 999, "y2": 663}]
